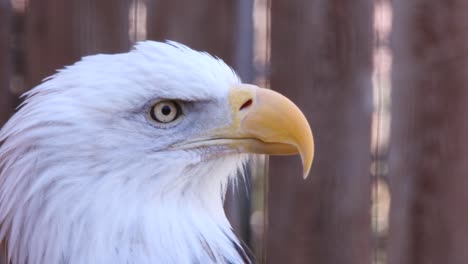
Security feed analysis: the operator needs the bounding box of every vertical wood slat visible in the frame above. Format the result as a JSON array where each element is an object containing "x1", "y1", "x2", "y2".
[
  {"x1": 146, "y1": 0, "x2": 255, "y2": 246},
  {"x1": 24, "y1": 0, "x2": 132, "y2": 89},
  {"x1": 0, "y1": 0, "x2": 14, "y2": 127},
  {"x1": 0, "y1": 1, "x2": 12, "y2": 262},
  {"x1": 267, "y1": 0, "x2": 373, "y2": 263},
  {"x1": 389, "y1": 1, "x2": 468, "y2": 264},
  {"x1": 146, "y1": 0, "x2": 237, "y2": 66}
]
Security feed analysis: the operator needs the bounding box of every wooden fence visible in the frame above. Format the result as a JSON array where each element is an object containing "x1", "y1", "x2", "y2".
[{"x1": 1, "y1": 0, "x2": 468, "y2": 263}]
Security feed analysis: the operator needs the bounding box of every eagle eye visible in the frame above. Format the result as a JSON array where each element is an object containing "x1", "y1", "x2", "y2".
[{"x1": 150, "y1": 100, "x2": 182, "y2": 123}]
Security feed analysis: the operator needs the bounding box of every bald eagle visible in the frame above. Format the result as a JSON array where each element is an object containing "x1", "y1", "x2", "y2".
[{"x1": 0, "y1": 41, "x2": 313, "y2": 264}]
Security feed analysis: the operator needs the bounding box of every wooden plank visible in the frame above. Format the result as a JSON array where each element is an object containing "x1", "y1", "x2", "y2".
[
  {"x1": 389, "y1": 1, "x2": 468, "y2": 264},
  {"x1": 0, "y1": 1, "x2": 12, "y2": 263},
  {"x1": 0, "y1": 0, "x2": 11, "y2": 259},
  {"x1": 146, "y1": 0, "x2": 237, "y2": 66},
  {"x1": 24, "y1": 0, "x2": 131, "y2": 88},
  {"x1": 267, "y1": 0, "x2": 373, "y2": 263},
  {"x1": 0, "y1": 0, "x2": 14, "y2": 127}
]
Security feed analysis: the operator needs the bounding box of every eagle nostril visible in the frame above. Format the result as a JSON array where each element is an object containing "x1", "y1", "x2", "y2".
[{"x1": 239, "y1": 99, "x2": 253, "y2": 111}]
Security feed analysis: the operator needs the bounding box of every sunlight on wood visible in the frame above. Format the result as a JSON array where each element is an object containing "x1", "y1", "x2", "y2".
[
  {"x1": 10, "y1": 0, "x2": 25, "y2": 12},
  {"x1": 250, "y1": 0, "x2": 270, "y2": 261},
  {"x1": 371, "y1": 1, "x2": 392, "y2": 264},
  {"x1": 128, "y1": 0, "x2": 146, "y2": 42}
]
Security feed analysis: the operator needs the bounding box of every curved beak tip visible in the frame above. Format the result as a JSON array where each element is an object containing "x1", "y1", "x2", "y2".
[
  {"x1": 302, "y1": 155, "x2": 313, "y2": 179},
  {"x1": 300, "y1": 140, "x2": 314, "y2": 179}
]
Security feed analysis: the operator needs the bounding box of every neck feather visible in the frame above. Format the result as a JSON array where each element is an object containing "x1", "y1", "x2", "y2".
[{"x1": 0, "y1": 148, "x2": 249, "y2": 264}]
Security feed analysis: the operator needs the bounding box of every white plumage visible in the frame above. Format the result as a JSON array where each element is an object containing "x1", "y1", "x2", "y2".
[{"x1": 0, "y1": 41, "x2": 313, "y2": 264}]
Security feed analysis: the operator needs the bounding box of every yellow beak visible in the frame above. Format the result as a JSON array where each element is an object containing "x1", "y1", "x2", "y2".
[
  {"x1": 225, "y1": 84, "x2": 314, "y2": 178},
  {"x1": 173, "y1": 84, "x2": 314, "y2": 178}
]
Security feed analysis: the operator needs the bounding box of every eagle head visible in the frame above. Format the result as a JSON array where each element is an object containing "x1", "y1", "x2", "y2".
[{"x1": 0, "y1": 41, "x2": 313, "y2": 264}]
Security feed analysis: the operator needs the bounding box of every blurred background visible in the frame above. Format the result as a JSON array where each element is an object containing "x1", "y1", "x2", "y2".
[{"x1": 1, "y1": 0, "x2": 468, "y2": 263}]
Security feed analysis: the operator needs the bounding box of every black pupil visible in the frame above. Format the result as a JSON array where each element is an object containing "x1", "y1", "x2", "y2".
[{"x1": 161, "y1": 105, "x2": 172, "y2": 116}]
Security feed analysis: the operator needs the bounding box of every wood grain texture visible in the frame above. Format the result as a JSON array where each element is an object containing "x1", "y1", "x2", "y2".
[
  {"x1": 266, "y1": 0, "x2": 373, "y2": 263},
  {"x1": 389, "y1": 1, "x2": 468, "y2": 264},
  {"x1": 24, "y1": 0, "x2": 132, "y2": 88},
  {"x1": 146, "y1": 0, "x2": 237, "y2": 66},
  {"x1": 0, "y1": 0, "x2": 14, "y2": 127},
  {"x1": 0, "y1": 2, "x2": 11, "y2": 261}
]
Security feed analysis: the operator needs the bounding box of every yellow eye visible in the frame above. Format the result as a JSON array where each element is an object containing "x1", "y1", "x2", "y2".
[{"x1": 150, "y1": 101, "x2": 181, "y2": 123}]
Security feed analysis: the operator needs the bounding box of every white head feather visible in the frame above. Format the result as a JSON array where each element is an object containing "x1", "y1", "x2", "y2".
[{"x1": 0, "y1": 41, "x2": 251, "y2": 264}]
